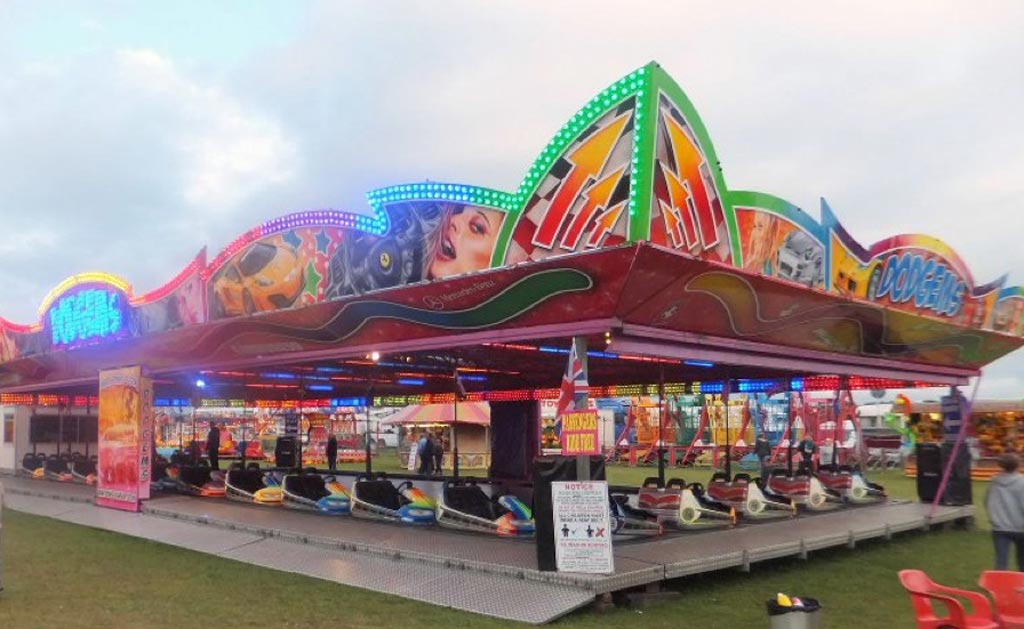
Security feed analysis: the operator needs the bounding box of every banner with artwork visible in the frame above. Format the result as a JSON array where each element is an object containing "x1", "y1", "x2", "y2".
[
  {"x1": 733, "y1": 198, "x2": 826, "y2": 288},
  {"x1": 1, "y1": 60, "x2": 1022, "y2": 379},
  {"x1": 97, "y1": 366, "x2": 153, "y2": 512}
]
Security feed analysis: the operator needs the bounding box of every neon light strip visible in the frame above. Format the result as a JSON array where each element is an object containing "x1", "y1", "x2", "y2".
[
  {"x1": 37, "y1": 272, "x2": 133, "y2": 317},
  {"x1": 367, "y1": 182, "x2": 517, "y2": 212},
  {"x1": 133, "y1": 251, "x2": 205, "y2": 306}
]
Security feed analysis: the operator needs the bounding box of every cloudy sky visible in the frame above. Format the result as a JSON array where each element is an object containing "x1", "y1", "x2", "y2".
[{"x1": 1, "y1": 1, "x2": 1022, "y2": 398}]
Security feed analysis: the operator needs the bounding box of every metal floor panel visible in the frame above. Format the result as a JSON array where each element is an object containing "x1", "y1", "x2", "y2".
[
  {"x1": 143, "y1": 494, "x2": 664, "y2": 592},
  {"x1": 3, "y1": 476, "x2": 974, "y2": 624}
]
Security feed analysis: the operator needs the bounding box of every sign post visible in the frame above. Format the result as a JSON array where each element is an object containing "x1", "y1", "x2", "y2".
[{"x1": 551, "y1": 480, "x2": 614, "y2": 574}]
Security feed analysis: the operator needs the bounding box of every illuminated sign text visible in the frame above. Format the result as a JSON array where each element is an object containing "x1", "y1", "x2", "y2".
[{"x1": 49, "y1": 289, "x2": 124, "y2": 346}]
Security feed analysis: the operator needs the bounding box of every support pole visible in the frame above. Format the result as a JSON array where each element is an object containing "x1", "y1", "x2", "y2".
[
  {"x1": 572, "y1": 336, "x2": 591, "y2": 481},
  {"x1": 453, "y1": 364, "x2": 461, "y2": 478},
  {"x1": 365, "y1": 378, "x2": 376, "y2": 476},
  {"x1": 657, "y1": 364, "x2": 666, "y2": 487},
  {"x1": 723, "y1": 378, "x2": 732, "y2": 481},
  {"x1": 787, "y1": 391, "x2": 795, "y2": 476}
]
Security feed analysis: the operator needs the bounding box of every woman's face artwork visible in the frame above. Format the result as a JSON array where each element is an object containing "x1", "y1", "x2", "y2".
[{"x1": 428, "y1": 206, "x2": 505, "y2": 279}]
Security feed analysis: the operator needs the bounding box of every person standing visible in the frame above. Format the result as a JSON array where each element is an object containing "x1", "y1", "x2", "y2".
[
  {"x1": 796, "y1": 434, "x2": 816, "y2": 473},
  {"x1": 986, "y1": 453, "x2": 1024, "y2": 570},
  {"x1": 754, "y1": 434, "x2": 772, "y2": 479},
  {"x1": 326, "y1": 433, "x2": 338, "y2": 471},
  {"x1": 432, "y1": 431, "x2": 445, "y2": 476},
  {"x1": 417, "y1": 432, "x2": 433, "y2": 476},
  {"x1": 206, "y1": 423, "x2": 221, "y2": 471}
]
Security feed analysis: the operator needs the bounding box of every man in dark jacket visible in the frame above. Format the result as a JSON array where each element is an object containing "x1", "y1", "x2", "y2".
[
  {"x1": 754, "y1": 435, "x2": 772, "y2": 479},
  {"x1": 206, "y1": 423, "x2": 221, "y2": 470},
  {"x1": 432, "y1": 432, "x2": 445, "y2": 476},
  {"x1": 417, "y1": 432, "x2": 433, "y2": 476},
  {"x1": 986, "y1": 453, "x2": 1024, "y2": 570},
  {"x1": 326, "y1": 433, "x2": 338, "y2": 471}
]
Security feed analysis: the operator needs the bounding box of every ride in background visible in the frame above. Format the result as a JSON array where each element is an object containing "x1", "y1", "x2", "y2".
[{"x1": 899, "y1": 397, "x2": 1024, "y2": 480}]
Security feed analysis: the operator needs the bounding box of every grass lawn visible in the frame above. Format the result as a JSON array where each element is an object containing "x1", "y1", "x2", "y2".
[{"x1": 0, "y1": 466, "x2": 996, "y2": 628}]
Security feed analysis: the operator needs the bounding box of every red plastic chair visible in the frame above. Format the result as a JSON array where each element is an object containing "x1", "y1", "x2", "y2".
[
  {"x1": 980, "y1": 571, "x2": 1024, "y2": 627},
  {"x1": 898, "y1": 569, "x2": 1000, "y2": 629}
]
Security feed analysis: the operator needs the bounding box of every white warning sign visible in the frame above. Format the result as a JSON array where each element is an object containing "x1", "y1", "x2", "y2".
[{"x1": 551, "y1": 481, "x2": 614, "y2": 574}]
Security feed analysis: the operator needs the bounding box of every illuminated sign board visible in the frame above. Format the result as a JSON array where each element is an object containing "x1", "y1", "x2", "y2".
[{"x1": 49, "y1": 288, "x2": 125, "y2": 346}]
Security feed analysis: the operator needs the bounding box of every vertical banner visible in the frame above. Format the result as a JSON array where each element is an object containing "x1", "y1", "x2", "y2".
[
  {"x1": 97, "y1": 366, "x2": 153, "y2": 512},
  {"x1": 551, "y1": 481, "x2": 614, "y2": 574}
]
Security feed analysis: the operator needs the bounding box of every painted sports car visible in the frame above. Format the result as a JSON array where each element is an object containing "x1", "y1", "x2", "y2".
[{"x1": 211, "y1": 237, "x2": 304, "y2": 317}]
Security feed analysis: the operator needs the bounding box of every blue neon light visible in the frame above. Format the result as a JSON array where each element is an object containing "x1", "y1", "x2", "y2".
[
  {"x1": 700, "y1": 382, "x2": 724, "y2": 394},
  {"x1": 459, "y1": 375, "x2": 487, "y2": 382},
  {"x1": 790, "y1": 378, "x2": 805, "y2": 391},
  {"x1": 260, "y1": 372, "x2": 298, "y2": 379},
  {"x1": 49, "y1": 288, "x2": 124, "y2": 346},
  {"x1": 684, "y1": 360, "x2": 715, "y2": 368},
  {"x1": 331, "y1": 397, "x2": 367, "y2": 407},
  {"x1": 306, "y1": 384, "x2": 334, "y2": 392},
  {"x1": 315, "y1": 366, "x2": 349, "y2": 373},
  {"x1": 397, "y1": 378, "x2": 425, "y2": 386},
  {"x1": 538, "y1": 346, "x2": 569, "y2": 354}
]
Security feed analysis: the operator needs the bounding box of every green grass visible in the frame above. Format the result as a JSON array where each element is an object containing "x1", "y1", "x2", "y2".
[{"x1": 0, "y1": 466, "x2": 996, "y2": 628}]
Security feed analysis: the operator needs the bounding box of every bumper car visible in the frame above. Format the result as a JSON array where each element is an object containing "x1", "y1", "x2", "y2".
[
  {"x1": 70, "y1": 453, "x2": 98, "y2": 485},
  {"x1": 20, "y1": 453, "x2": 46, "y2": 478},
  {"x1": 170, "y1": 463, "x2": 226, "y2": 497},
  {"x1": 45, "y1": 454, "x2": 74, "y2": 482},
  {"x1": 225, "y1": 464, "x2": 283, "y2": 505},
  {"x1": 817, "y1": 465, "x2": 887, "y2": 503},
  {"x1": 282, "y1": 470, "x2": 351, "y2": 514},
  {"x1": 351, "y1": 475, "x2": 436, "y2": 525},
  {"x1": 436, "y1": 479, "x2": 534, "y2": 536},
  {"x1": 608, "y1": 493, "x2": 664, "y2": 538},
  {"x1": 637, "y1": 477, "x2": 736, "y2": 529},
  {"x1": 707, "y1": 472, "x2": 795, "y2": 519},
  {"x1": 765, "y1": 469, "x2": 841, "y2": 511}
]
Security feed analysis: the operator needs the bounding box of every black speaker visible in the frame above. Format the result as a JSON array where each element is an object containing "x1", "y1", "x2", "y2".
[
  {"x1": 916, "y1": 443, "x2": 942, "y2": 502},
  {"x1": 532, "y1": 456, "x2": 606, "y2": 572},
  {"x1": 274, "y1": 436, "x2": 296, "y2": 468},
  {"x1": 940, "y1": 443, "x2": 972, "y2": 506}
]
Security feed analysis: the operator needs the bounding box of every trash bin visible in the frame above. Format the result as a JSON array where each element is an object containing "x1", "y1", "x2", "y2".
[{"x1": 766, "y1": 597, "x2": 822, "y2": 628}]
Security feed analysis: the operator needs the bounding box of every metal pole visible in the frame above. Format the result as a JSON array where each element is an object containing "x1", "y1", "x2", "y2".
[
  {"x1": 723, "y1": 378, "x2": 732, "y2": 480},
  {"x1": 657, "y1": 364, "x2": 665, "y2": 487},
  {"x1": 787, "y1": 391, "x2": 795, "y2": 476},
  {"x1": 365, "y1": 393, "x2": 373, "y2": 476},
  {"x1": 453, "y1": 365, "x2": 460, "y2": 478}
]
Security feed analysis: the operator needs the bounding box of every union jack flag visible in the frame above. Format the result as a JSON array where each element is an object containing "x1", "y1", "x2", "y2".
[{"x1": 555, "y1": 340, "x2": 589, "y2": 419}]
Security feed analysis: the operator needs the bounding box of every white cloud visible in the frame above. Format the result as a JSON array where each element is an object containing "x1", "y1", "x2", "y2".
[{"x1": 116, "y1": 49, "x2": 298, "y2": 211}]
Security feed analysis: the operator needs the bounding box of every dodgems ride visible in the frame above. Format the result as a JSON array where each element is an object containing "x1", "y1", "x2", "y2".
[
  {"x1": 225, "y1": 463, "x2": 284, "y2": 505},
  {"x1": 350, "y1": 473, "x2": 436, "y2": 524},
  {"x1": 707, "y1": 472, "x2": 796, "y2": 519},
  {"x1": 637, "y1": 477, "x2": 736, "y2": 528},
  {"x1": 281, "y1": 469, "x2": 352, "y2": 514},
  {"x1": 436, "y1": 478, "x2": 534, "y2": 536}
]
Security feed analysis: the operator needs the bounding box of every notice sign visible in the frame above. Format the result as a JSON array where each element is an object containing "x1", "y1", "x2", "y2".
[
  {"x1": 560, "y1": 411, "x2": 600, "y2": 456},
  {"x1": 551, "y1": 481, "x2": 614, "y2": 574}
]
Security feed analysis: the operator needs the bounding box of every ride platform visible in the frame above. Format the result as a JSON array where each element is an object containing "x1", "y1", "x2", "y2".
[{"x1": 2, "y1": 474, "x2": 972, "y2": 624}]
